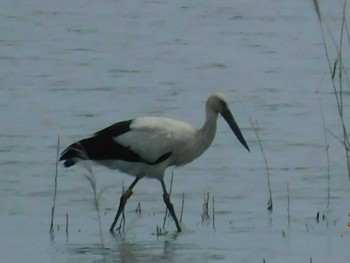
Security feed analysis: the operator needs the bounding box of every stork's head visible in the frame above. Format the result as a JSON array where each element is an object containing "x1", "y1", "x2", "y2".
[{"x1": 207, "y1": 93, "x2": 250, "y2": 152}]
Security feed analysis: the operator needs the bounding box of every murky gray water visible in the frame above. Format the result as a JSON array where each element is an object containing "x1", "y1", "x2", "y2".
[{"x1": 1, "y1": 0, "x2": 350, "y2": 262}]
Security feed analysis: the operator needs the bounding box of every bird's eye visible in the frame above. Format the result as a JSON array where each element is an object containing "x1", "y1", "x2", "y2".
[{"x1": 219, "y1": 100, "x2": 227, "y2": 111}]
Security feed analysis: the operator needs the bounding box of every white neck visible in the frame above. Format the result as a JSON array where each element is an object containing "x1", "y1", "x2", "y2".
[
  {"x1": 175, "y1": 106, "x2": 219, "y2": 165},
  {"x1": 195, "y1": 106, "x2": 219, "y2": 152}
]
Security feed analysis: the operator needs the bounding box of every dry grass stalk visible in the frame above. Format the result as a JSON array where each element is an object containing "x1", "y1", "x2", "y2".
[
  {"x1": 75, "y1": 145, "x2": 106, "y2": 262},
  {"x1": 212, "y1": 195, "x2": 216, "y2": 231},
  {"x1": 65, "y1": 212, "x2": 69, "y2": 239},
  {"x1": 312, "y1": 0, "x2": 350, "y2": 179},
  {"x1": 287, "y1": 182, "x2": 290, "y2": 225},
  {"x1": 50, "y1": 135, "x2": 60, "y2": 240},
  {"x1": 180, "y1": 192, "x2": 185, "y2": 223},
  {"x1": 249, "y1": 119, "x2": 273, "y2": 211},
  {"x1": 82, "y1": 170, "x2": 106, "y2": 259},
  {"x1": 319, "y1": 100, "x2": 331, "y2": 208},
  {"x1": 311, "y1": 0, "x2": 321, "y2": 23},
  {"x1": 116, "y1": 185, "x2": 126, "y2": 235},
  {"x1": 162, "y1": 171, "x2": 174, "y2": 229}
]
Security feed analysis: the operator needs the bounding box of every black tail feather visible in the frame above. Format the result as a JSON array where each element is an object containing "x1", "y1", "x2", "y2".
[
  {"x1": 59, "y1": 142, "x2": 87, "y2": 167},
  {"x1": 63, "y1": 158, "x2": 76, "y2": 167},
  {"x1": 59, "y1": 135, "x2": 143, "y2": 168},
  {"x1": 59, "y1": 132, "x2": 166, "y2": 167}
]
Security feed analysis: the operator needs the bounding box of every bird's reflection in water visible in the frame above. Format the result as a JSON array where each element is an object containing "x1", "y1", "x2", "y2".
[{"x1": 116, "y1": 234, "x2": 179, "y2": 263}]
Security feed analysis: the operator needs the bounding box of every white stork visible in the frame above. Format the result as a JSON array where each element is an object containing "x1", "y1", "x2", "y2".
[{"x1": 60, "y1": 93, "x2": 250, "y2": 232}]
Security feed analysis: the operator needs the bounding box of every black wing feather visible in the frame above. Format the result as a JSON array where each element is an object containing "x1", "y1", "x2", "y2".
[
  {"x1": 95, "y1": 120, "x2": 133, "y2": 137},
  {"x1": 59, "y1": 119, "x2": 172, "y2": 167}
]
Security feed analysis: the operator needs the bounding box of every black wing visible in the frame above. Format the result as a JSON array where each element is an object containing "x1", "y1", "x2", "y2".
[
  {"x1": 95, "y1": 119, "x2": 133, "y2": 137},
  {"x1": 59, "y1": 119, "x2": 171, "y2": 167}
]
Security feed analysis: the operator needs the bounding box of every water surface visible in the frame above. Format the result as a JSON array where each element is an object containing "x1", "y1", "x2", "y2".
[{"x1": 1, "y1": 0, "x2": 349, "y2": 262}]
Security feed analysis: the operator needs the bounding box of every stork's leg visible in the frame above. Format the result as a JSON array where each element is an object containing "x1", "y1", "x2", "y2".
[
  {"x1": 160, "y1": 179, "x2": 182, "y2": 232},
  {"x1": 110, "y1": 177, "x2": 140, "y2": 233}
]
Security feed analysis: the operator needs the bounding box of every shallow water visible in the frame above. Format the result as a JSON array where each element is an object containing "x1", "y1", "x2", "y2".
[{"x1": 1, "y1": 0, "x2": 350, "y2": 262}]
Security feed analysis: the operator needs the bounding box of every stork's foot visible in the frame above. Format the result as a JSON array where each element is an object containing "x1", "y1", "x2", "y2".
[
  {"x1": 163, "y1": 193, "x2": 182, "y2": 232},
  {"x1": 109, "y1": 191, "x2": 131, "y2": 233},
  {"x1": 110, "y1": 177, "x2": 140, "y2": 233}
]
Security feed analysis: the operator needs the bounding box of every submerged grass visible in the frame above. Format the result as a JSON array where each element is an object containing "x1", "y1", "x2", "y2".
[
  {"x1": 199, "y1": 192, "x2": 216, "y2": 231},
  {"x1": 201, "y1": 192, "x2": 210, "y2": 226},
  {"x1": 135, "y1": 202, "x2": 141, "y2": 214}
]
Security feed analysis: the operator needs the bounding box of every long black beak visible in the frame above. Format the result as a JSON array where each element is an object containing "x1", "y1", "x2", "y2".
[{"x1": 221, "y1": 107, "x2": 250, "y2": 152}]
